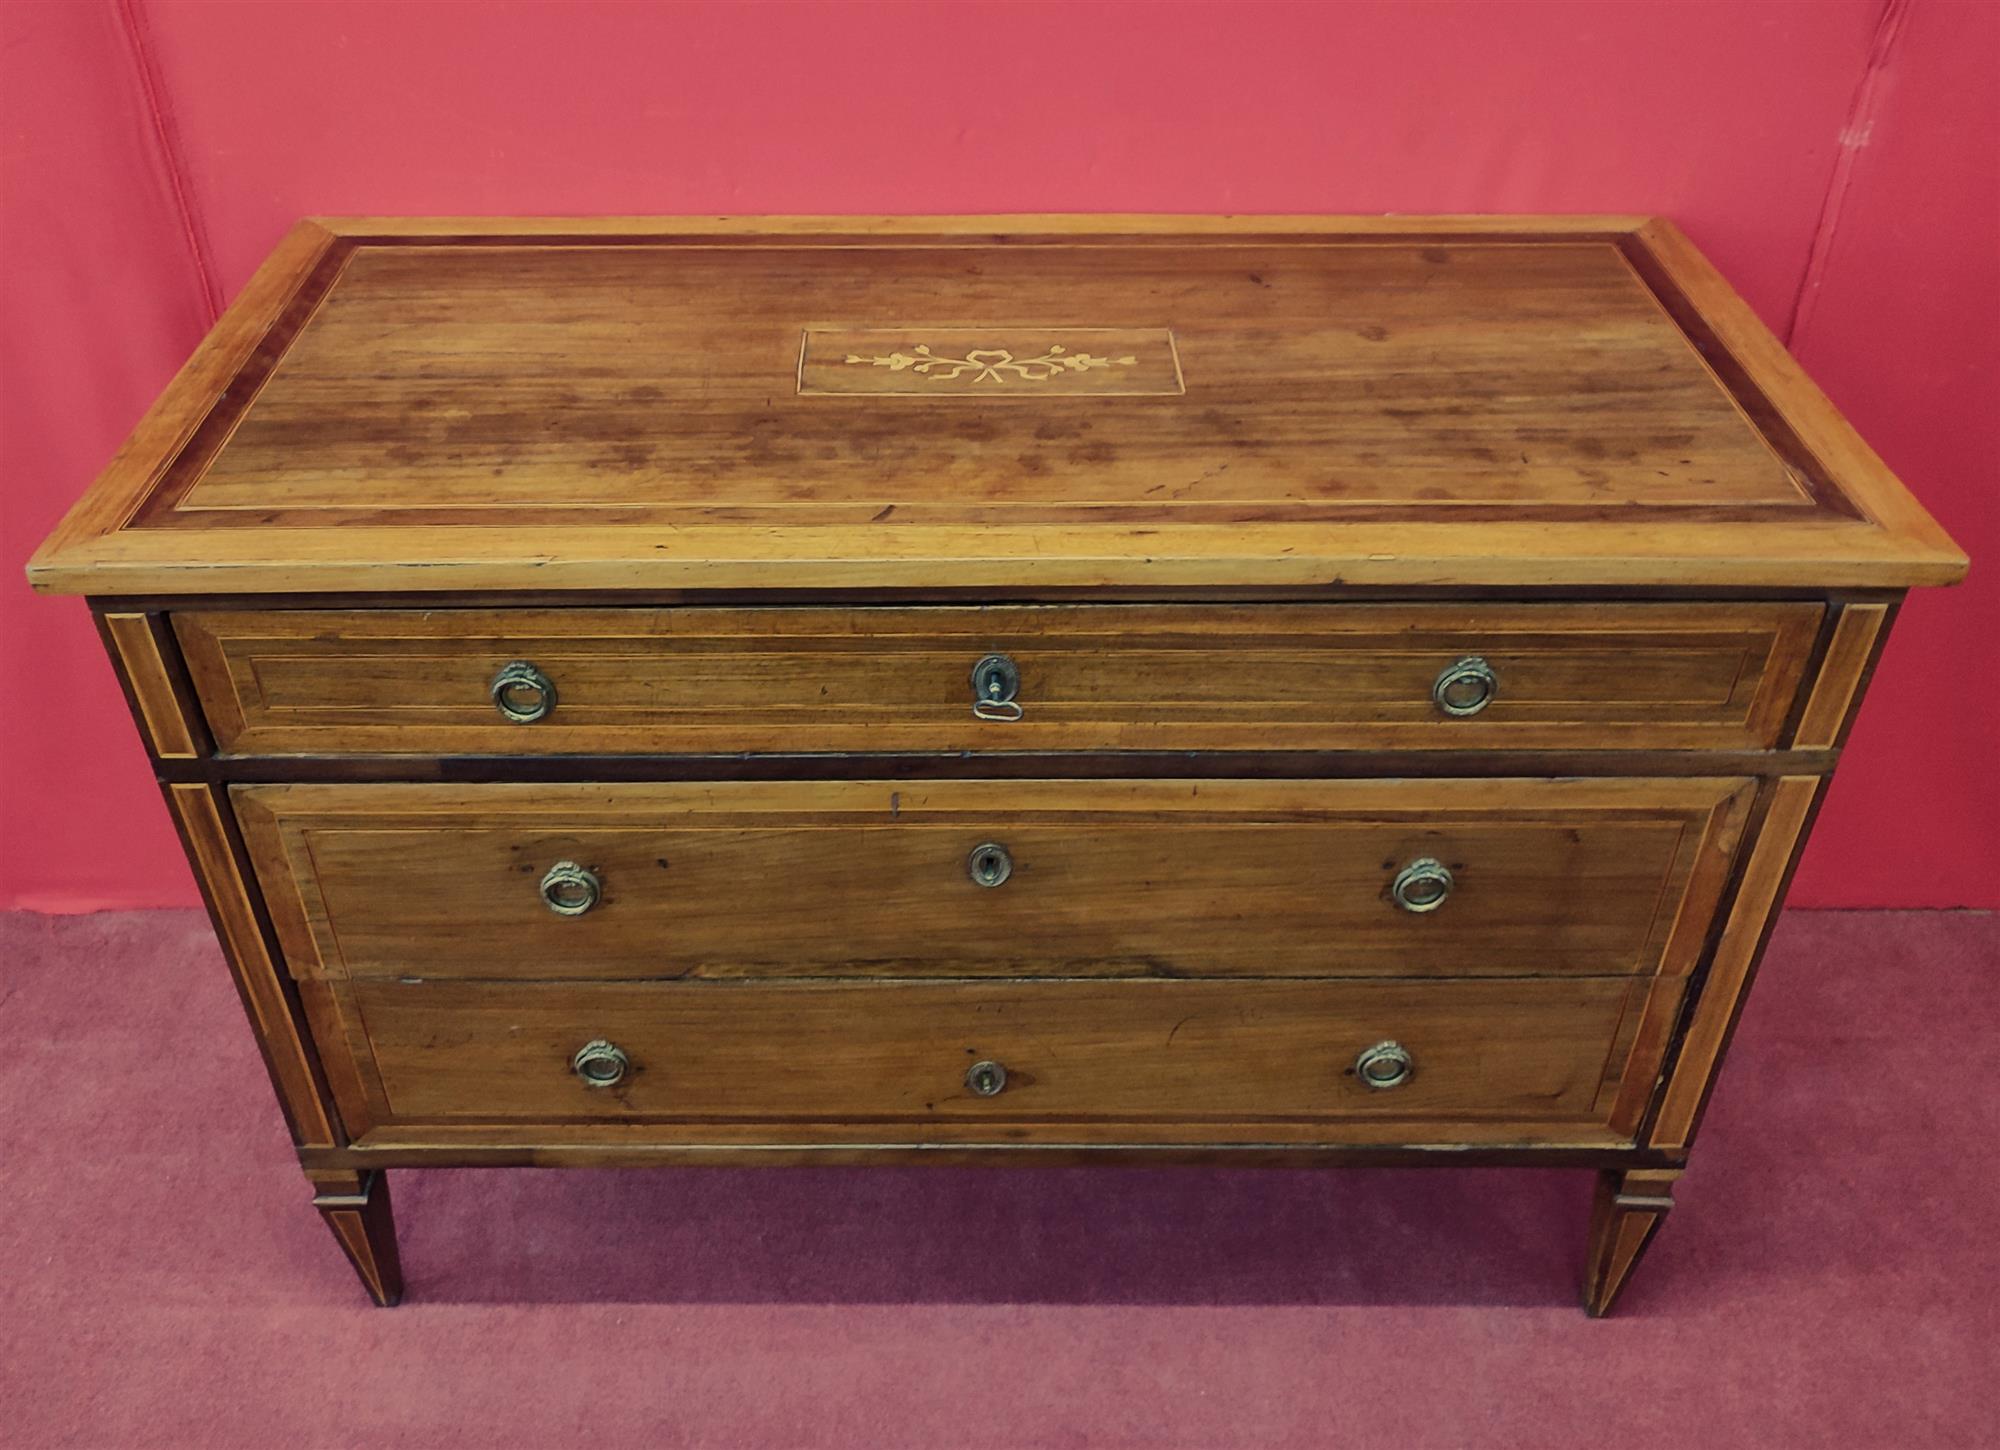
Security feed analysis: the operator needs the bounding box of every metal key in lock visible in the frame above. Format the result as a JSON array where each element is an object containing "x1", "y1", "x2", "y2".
[{"x1": 970, "y1": 653, "x2": 1023, "y2": 721}]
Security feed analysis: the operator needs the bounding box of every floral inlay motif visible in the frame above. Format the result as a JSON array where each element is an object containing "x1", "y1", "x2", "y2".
[{"x1": 841, "y1": 343, "x2": 1141, "y2": 385}]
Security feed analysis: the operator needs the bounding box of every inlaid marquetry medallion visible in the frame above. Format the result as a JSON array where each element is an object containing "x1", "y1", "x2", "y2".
[{"x1": 798, "y1": 327, "x2": 1184, "y2": 396}]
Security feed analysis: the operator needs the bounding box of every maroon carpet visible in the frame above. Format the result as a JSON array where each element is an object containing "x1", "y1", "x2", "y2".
[{"x1": 2, "y1": 909, "x2": 1993, "y2": 1447}]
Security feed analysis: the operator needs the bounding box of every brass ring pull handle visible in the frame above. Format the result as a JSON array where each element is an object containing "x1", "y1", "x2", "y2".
[
  {"x1": 1432, "y1": 655, "x2": 1497, "y2": 717},
  {"x1": 967, "y1": 841, "x2": 1014, "y2": 888},
  {"x1": 1391, "y1": 857, "x2": 1453, "y2": 913},
  {"x1": 966, "y1": 1059, "x2": 1008, "y2": 1097},
  {"x1": 572, "y1": 1039, "x2": 630, "y2": 1089},
  {"x1": 539, "y1": 861, "x2": 602, "y2": 917},
  {"x1": 491, "y1": 660, "x2": 556, "y2": 723},
  {"x1": 970, "y1": 653, "x2": 1024, "y2": 721},
  {"x1": 1355, "y1": 1040, "x2": 1414, "y2": 1090}
]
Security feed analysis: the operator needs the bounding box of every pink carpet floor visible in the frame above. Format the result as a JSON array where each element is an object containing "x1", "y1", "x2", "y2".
[{"x1": 2, "y1": 908, "x2": 1994, "y2": 1448}]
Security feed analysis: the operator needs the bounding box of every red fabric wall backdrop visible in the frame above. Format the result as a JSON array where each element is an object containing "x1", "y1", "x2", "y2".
[{"x1": 3, "y1": 0, "x2": 1993, "y2": 909}]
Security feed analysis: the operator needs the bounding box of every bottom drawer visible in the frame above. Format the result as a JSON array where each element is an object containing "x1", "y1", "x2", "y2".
[{"x1": 342, "y1": 977, "x2": 1677, "y2": 1147}]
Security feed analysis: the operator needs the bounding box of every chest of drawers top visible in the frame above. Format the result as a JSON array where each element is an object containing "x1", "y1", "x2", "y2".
[{"x1": 26, "y1": 215, "x2": 1964, "y2": 600}]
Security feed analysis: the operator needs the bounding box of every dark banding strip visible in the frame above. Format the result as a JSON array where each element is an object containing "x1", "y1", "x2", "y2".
[
  {"x1": 131, "y1": 240, "x2": 358, "y2": 527},
  {"x1": 1616, "y1": 233, "x2": 1864, "y2": 523}
]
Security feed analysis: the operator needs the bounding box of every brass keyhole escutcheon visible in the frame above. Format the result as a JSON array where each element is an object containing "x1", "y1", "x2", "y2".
[
  {"x1": 967, "y1": 842, "x2": 1014, "y2": 888},
  {"x1": 966, "y1": 1060, "x2": 1008, "y2": 1097}
]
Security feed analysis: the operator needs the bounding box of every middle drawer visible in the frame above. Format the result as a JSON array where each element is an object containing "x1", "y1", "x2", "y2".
[{"x1": 237, "y1": 778, "x2": 1750, "y2": 982}]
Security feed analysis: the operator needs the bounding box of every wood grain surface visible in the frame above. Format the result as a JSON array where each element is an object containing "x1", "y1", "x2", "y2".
[
  {"x1": 1791, "y1": 602, "x2": 1889, "y2": 748},
  {"x1": 155, "y1": 241, "x2": 1806, "y2": 524},
  {"x1": 233, "y1": 777, "x2": 1752, "y2": 983},
  {"x1": 1583, "y1": 1166, "x2": 1683, "y2": 1316},
  {"x1": 1650, "y1": 775, "x2": 1821, "y2": 1149},
  {"x1": 346, "y1": 975, "x2": 1659, "y2": 1146},
  {"x1": 26, "y1": 217, "x2": 1966, "y2": 594},
  {"x1": 177, "y1": 602, "x2": 1820, "y2": 755},
  {"x1": 100, "y1": 612, "x2": 200, "y2": 758},
  {"x1": 165, "y1": 782, "x2": 338, "y2": 1147}
]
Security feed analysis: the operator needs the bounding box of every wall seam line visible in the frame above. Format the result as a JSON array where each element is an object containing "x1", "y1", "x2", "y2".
[
  {"x1": 114, "y1": 0, "x2": 223, "y2": 322},
  {"x1": 1784, "y1": 0, "x2": 1910, "y2": 350}
]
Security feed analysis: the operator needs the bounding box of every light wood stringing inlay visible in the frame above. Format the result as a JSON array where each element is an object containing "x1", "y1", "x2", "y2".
[
  {"x1": 174, "y1": 602, "x2": 1821, "y2": 756},
  {"x1": 231, "y1": 777, "x2": 1753, "y2": 985},
  {"x1": 166, "y1": 783, "x2": 336, "y2": 1147},
  {"x1": 1649, "y1": 775, "x2": 1819, "y2": 1149},
  {"x1": 1792, "y1": 603, "x2": 1888, "y2": 748},
  {"x1": 349, "y1": 975, "x2": 1662, "y2": 1147},
  {"x1": 102, "y1": 612, "x2": 198, "y2": 758},
  {"x1": 25, "y1": 219, "x2": 1966, "y2": 595},
  {"x1": 174, "y1": 241, "x2": 1816, "y2": 519}
]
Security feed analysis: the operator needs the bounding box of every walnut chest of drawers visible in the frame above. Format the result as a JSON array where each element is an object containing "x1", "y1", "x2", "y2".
[{"x1": 30, "y1": 216, "x2": 1967, "y2": 1315}]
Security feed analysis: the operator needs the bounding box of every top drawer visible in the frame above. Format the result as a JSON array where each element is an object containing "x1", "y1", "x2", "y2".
[{"x1": 176, "y1": 603, "x2": 1820, "y2": 756}]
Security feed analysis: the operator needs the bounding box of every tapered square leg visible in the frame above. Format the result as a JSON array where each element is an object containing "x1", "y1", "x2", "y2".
[
  {"x1": 310, "y1": 1169, "x2": 403, "y2": 1307},
  {"x1": 1583, "y1": 1168, "x2": 1681, "y2": 1317}
]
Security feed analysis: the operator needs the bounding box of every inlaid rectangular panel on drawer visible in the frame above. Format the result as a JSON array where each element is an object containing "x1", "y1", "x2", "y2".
[
  {"x1": 177, "y1": 602, "x2": 1821, "y2": 755},
  {"x1": 235, "y1": 778, "x2": 1752, "y2": 982},
  {"x1": 344, "y1": 975, "x2": 1674, "y2": 1147}
]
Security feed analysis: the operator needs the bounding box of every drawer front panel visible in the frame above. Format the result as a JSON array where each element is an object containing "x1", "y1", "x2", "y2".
[
  {"x1": 237, "y1": 778, "x2": 1751, "y2": 982},
  {"x1": 178, "y1": 603, "x2": 1820, "y2": 755},
  {"x1": 345, "y1": 975, "x2": 1672, "y2": 1146}
]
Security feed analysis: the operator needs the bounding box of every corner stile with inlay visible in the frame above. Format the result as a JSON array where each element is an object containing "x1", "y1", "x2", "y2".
[
  {"x1": 1791, "y1": 602, "x2": 1893, "y2": 749},
  {"x1": 1650, "y1": 776, "x2": 1821, "y2": 1151},
  {"x1": 32, "y1": 219, "x2": 1966, "y2": 1314},
  {"x1": 163, "y1": 781, "x2": 341, "y2": 1150},
  {"x1": 99, "y1": 612, "x2": 203, "y2": 758},
  {"x1": 95, "y1": 598, "x2": 393, "y2": 1300}
]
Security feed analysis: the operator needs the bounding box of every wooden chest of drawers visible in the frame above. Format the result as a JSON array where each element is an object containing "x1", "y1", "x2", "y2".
[{"x1": 29, "y1": 216, "x2": 1965, "y2": 1315}]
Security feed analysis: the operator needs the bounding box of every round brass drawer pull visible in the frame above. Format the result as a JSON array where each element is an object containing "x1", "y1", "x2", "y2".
[
  {"x1": 967, "y1": 841, "x2": 1014, "y2": 888},
  {"x1": 971, "y1": 653, "x2": 1023, "y2": 721},
  {"x1": 1391, "y1": 857, "x2": 1453, "y2": 913},
  {"x1": 572, "y1": 1039, "x2": 630, "y2": 1089},
  {"x1": 539, "y1": 861, "x2": 601, "y2": 917},
  {"x1": 1432, "y1": 655, "x2": 1497, "y2": 717},
  {"x1": 966, "y1": 1059, "x2": 1008, "y2": 1097},
  {"x1": 490, "y1": 660, "x2": 555, "y2": 723},
  {"x1": 1355, "y1": 1040, "x2": 1414, "y2": 1090}
]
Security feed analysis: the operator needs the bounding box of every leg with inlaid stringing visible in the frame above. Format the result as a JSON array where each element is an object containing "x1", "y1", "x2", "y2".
[
  {"x1": 1583, "y1": 1167, "x2": 1681, "y2": 1317},
  {"x1": 309, "y1": 1169, "x2": 403, "y2": 1307}
]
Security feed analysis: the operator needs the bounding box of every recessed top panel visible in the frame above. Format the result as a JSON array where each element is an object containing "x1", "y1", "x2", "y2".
[
  {"x1": 27, "y1": 217, "x2": 1966, "y2": 592},
  {"x1": 161, "y1": 239, "x2": 1812, "y2": 526}
]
